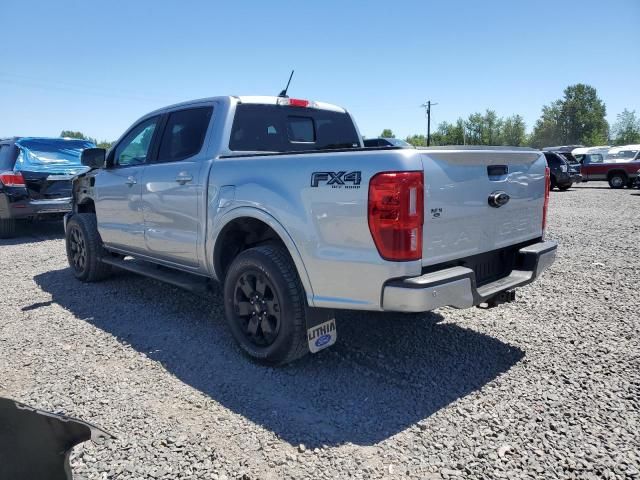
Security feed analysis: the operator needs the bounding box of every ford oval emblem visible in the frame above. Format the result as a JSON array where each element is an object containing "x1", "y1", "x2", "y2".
[
  {"x1": 315, "y1": 334, "x2": 332, "y2": 348},
  {"x1": 488, "y1": 191, "x2": 510, "y2": 208}
]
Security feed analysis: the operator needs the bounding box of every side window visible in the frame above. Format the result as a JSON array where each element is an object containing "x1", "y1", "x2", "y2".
[
  {"x1": 589, "y1": 154, "x2": 603, "y2": 163},
  {"x1": 114, "y1": 116, "x2": 159, "y2": 167},
  {"x1": 157, "y1": 107, "x2": 213, "y2": 162},
  {"x1": 0, "y1": 144, "x2": 19, "y2": 170},
  {"x1": 0, "y1": 145, "x2": 9, "y2": 169}
]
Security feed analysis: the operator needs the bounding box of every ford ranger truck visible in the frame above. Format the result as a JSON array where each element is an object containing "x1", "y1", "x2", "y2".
[{"x1": 65, "y1": 95, "x2": 557, "y2": 365}]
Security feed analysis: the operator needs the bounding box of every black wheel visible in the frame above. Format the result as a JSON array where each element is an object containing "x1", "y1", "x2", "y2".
[
  {"x1": 65, "y1": 213, "x2": 111, "y2": 282},
  {"x1": 558, "y1": 184, "x2": 571, "y2": 191},
  {"x1": 550, "y1": 176, "x2": 557, "y2": 190},
  {"x1": 223, "y1": 245, "x2": 308, "y2": 365},
  {"x1": 0, "y1": 218, "x2": 16, "y2": 239},
  {"x1": 608, "y1": 174, "x2": 626, "y2": 189}
]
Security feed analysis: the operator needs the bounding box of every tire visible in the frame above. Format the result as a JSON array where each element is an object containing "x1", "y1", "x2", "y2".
[
  {"x1": 550, "y1": 176, "x2": 557, "y2": 190},
  {"x1": 223, "y1": 245, "x2": 309, "y2": 365},
  {"x1": 0, "y1": 218, "x2": 16, "y2": 239},
  {"x1": 65, "y1": 213, "x2": 112, "y2": 282},
  {"x1": 558, "y1": 184, "x2": 572, "y2": 191},
  {"x1": 608, "y1": 173, "x2": 626, "y2": 189}
]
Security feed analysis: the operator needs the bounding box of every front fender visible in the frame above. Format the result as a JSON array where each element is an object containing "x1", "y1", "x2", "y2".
[{"x1": 205, "y1": 206, "x2": 315, "y2": 306}]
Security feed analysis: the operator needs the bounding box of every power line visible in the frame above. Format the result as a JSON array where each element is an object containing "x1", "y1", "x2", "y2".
[{"x1": 419, "y1": 100, "x2": 438, "y2": 146}]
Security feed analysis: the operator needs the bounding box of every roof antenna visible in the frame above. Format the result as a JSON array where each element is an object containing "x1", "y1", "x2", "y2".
[{"x1": 278, "y1": 70, "x2": 295, "y2": 98}]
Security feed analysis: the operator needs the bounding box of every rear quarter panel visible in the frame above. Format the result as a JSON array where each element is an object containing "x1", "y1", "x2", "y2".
[{"x1": 207, "y1": 149, "x2": 425, "y2": 310}]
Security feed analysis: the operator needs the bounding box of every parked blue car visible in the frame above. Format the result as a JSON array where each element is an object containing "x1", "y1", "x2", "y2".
[{"x1": 0, "y1": 137, "x2": 94, "y2": 238}]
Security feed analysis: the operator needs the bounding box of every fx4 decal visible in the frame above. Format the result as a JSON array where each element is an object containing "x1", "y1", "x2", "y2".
[{"x1": 310, "y1": 171, "x2": 362, "y2": 189}]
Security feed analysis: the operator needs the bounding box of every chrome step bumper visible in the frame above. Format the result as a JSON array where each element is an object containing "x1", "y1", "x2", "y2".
[{"x1": 382, "y1": 241, "x2": 557, "y2": 312}]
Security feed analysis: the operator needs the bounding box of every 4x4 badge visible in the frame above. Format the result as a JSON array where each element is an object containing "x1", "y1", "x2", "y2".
[{"x1": 311, "y1": 171, "x2": 361, "y2": 188}]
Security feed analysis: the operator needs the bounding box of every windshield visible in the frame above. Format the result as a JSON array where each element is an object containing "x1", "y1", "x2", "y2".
[
  {"x1": 606, "y1": 150, "x2": 638, "y2": 162},
  {"x1": 14, "y1": 138, "x2": 95, "y2": 173},
  {"x1": 229, "y1": 104, "x2": 360, "y2": 152}
]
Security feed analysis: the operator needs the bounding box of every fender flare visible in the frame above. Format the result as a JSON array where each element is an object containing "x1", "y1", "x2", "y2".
[{"x1": 206, "y1": 206, "x2": 315, "y2": 306}]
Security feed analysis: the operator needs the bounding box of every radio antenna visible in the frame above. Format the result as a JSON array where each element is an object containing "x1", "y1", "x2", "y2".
[{"x1": 278, "y1": 70, "x2": 295, "y2": 98}]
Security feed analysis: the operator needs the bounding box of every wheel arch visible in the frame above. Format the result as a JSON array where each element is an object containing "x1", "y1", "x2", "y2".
[
  {"x1": 76, "y1": 197, "x2": 96, "y2": 213},
  {"x1": 607, "y1": 169, "x2": 628, "y2": 180},
  {"x1": 209, "y1": 207, "x2": 314, "y2": 306}
]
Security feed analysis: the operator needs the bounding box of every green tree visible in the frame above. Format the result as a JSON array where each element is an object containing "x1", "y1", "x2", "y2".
[
  {"x1": 481, "y1": 110, "x2": 502, "y2": 145},
  {"x1": 60, "y1": 130, "x2": 113, "y2": 148},
  {"x1": 611, "y1": 109, "x2": 640, "y2": 145},
  {"x1": 529, "y1": 84, "x2": 608, "y2": 147},
  {"x1": 501, "y1": 115, "x2": 527, "y2": 146},
  {"x1": 529, "y1": 101, "x2": 563, "y2": 148},
  {"x1": 380, "y1": 129, "x2": 395, "y2": 138},
  {"x1": 60, "y1": 130, "x2": 89, "y2": 140},
  {"x1": 97, "y1": 140, "x2": 114, "y2": 149},
  {"x1": 405, "y1": 134, "x2": 427, "y2": 146},
  {"x1": 431, "y1": 119, "x2": 465, "y2": 145},
  {"x1": 465, "y1": 113, "x2": 484, "y2": 145}
]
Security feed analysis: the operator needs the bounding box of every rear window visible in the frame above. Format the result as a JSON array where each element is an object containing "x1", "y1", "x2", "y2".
[{"x1": 229, "y1": 104, "x2": 360, "y2": 152}]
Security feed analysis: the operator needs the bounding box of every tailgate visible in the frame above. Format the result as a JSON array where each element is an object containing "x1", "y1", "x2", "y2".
[{"x1": 419, "y1": 148, "x2": 546, "y2": 266}]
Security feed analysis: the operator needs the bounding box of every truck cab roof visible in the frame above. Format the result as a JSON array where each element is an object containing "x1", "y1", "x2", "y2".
[{"x1": 143, "y1": 95, "x2": 347, "y2": 118}]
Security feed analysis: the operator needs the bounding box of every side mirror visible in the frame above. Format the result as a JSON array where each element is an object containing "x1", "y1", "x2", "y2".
[{"x1": 81, "y1": 148, "x2": 106, "y2": 169}]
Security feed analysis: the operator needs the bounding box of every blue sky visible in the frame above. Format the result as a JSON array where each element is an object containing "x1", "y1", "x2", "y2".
[{"x1": 1, "y1": 0, "x2": 638, "y2": 141}]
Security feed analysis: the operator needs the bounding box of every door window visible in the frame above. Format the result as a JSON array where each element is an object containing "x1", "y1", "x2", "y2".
[
  {"x1": 114, "y1": 116, "x2": 159, "y2": 167},
  {"x1": 157, "y1": 107, "x2": 213, "y2": 162}
]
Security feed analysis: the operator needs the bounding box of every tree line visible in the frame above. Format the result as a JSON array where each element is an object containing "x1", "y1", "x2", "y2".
[
  {"x1": 59, "y1": 130, "x2": 113, "y2": 149},
  {"x1": 61, "y1": 84, "x2": 639, "y2": 150},
  {"x1": 381, "y1": 84, "x2": 640, "y2": 148}
]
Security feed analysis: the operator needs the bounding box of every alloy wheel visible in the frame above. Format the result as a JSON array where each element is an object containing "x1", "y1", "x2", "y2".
[
  {"x1": 68, "y1": 226, "x2": 87, "y2": 272},
  {"x1": 233, "y1": 270, "x2": 281, "y2": 346}
]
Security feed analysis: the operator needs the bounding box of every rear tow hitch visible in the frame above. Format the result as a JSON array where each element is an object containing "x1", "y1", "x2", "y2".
[{"x1": 477, "y1": 290, "x2": 516, "y2": 309}]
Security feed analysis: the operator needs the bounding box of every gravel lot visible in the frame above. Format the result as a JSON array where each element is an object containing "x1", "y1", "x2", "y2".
[{"x1": 1, "y1": 182, "x2": 639, "y2": 480}]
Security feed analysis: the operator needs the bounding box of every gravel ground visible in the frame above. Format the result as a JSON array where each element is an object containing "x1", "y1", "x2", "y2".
[{"x1": 1, "y1": 181, "x2": 639, "y2": 480}]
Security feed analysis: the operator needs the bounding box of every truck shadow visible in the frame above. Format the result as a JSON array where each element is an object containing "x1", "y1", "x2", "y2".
[
  {"x1": 33, "y1": 268, "x2": 524, "y2": 448},
  {"x1": 0, "y1": 221, "x2": 64, "y2": 245}
]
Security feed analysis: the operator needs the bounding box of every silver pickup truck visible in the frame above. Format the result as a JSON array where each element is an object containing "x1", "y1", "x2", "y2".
[{"x1": 65, "y1": 95, "x2": 556, "y2": 364}]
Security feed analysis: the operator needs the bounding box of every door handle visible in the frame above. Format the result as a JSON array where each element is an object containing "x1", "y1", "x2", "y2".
[
  {"x1": 175, "y1": 173, "x2": 193, "y2": 185},
  {"x1": 125, "y1": 176, "x2": 137, "y2": 186}
]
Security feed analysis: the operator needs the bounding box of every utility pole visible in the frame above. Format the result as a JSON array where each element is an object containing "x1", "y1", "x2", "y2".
[{"x1": 420, "y1": 100, "x2": 438, "y2": 146}]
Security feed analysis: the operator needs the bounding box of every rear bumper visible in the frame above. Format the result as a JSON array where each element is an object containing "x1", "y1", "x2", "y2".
[
  {"x1": 382, "y1": 240, "x2": 557, "y2": 312},
  {"x1": 0, "y1": 192, "x2": 72, "y2": 220}
]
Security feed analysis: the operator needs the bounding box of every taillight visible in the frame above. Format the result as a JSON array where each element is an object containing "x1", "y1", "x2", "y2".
[
  {"x1": 542, "y1": 166, "x2": 550, "y2": 233},
  {"x1": 368, "y1": 171, "x2": 424, "y2": 261},
  {"x1": 0, "y1": 171, "x2": 25, "y2": 187}
]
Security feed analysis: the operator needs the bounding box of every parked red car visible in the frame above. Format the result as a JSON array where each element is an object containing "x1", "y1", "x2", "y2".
[{"x1": 574, "y1": 150, "x2": 640, "y2": 188}]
